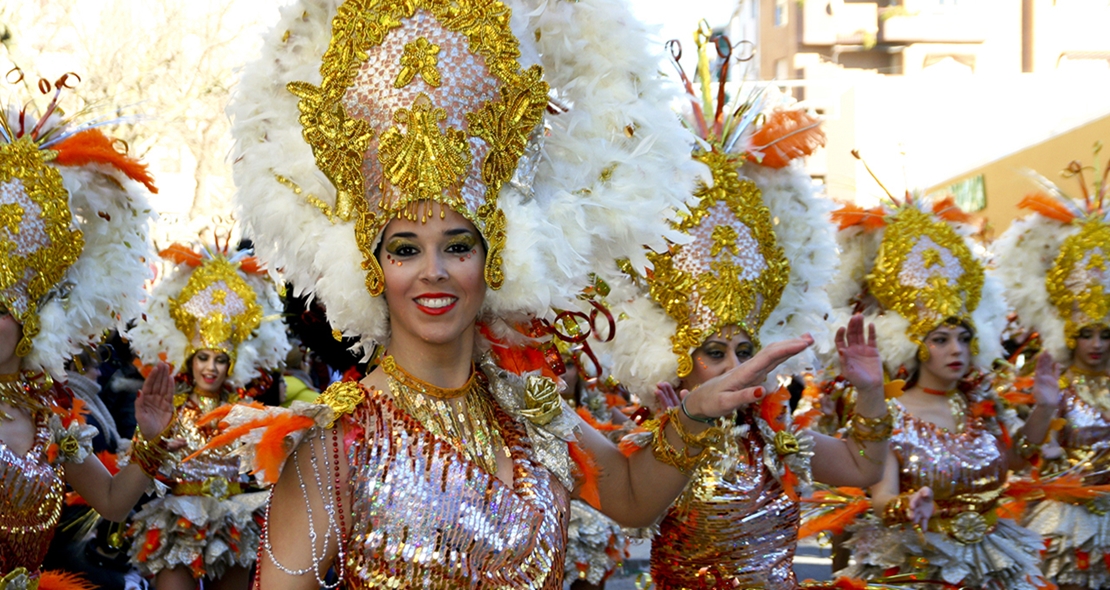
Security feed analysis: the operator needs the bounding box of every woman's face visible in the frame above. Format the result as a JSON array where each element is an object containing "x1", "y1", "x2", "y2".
[
  {"x1": 379, "y1": 203, "x2": 486, "y2": 347},
  {"x1": 0, "y1": 308, "x2": 20, "y2": 374},
  {"x1": 919, "y1": 323, "x2": 973, "y2": 387},
  {"x1": 1073, "y1": 324, "x2": 1110, "y2": 373},
  {"x1": 191, "y1": 348, "x2": 231, "y2": 395},
  {"x1": 681, "y1": 326, "x2": 754, "y2": 390}
]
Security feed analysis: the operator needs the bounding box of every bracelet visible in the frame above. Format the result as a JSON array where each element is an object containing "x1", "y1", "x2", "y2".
[
  {"x1": 680, "y1": 395, "x2": 717, "y2": 425},
  {"x1": 882, "y1": 493, "x2": 915, "y2": 526},
  {"x1": 846, "y1": 411, "x2": 894, "y2": 443},
  {"x1": 645, "y1": 408, "x2": 724, "y2": 477},
  {"x1": 1012, "y1": 431, "x2": 1043, "y2": 460},
  {"x1": 131, "y1": 412, "x2": 177, "y2": 479}
]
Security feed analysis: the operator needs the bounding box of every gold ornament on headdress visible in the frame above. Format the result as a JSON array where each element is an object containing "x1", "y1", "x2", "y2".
[
  {"x1": 868, "y1": 205, "x2": 984, "y2": 360},
  {"x1": 640, "y1": 24, "x2": 819, "y2": 378},
  {"x1": 0, "y1": 137, "x2": 84, "y2": 357},
  {"x1": 168, "y1": 256, "x2": 263, "y2": 372},
  {"x1": 284, "y1": 0, "x2": 549, "y2": 297}
]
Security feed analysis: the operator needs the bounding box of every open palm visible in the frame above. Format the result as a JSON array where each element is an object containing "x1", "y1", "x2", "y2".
[
  {"x1": 135, "y1": 362, "x2": 175, "y2": 439},
  {"x1": 836, "y1": 314, "x2": 883, "y2": 395}
]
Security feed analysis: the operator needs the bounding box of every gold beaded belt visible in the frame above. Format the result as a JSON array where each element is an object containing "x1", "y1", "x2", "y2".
[{"x1": 170, "y1": 477, "x2": 242, "y2": 499}]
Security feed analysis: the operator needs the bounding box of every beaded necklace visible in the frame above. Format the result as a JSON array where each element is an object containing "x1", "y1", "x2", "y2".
[{"x1": 381, "y1": 355, "x2": 509, "y2": 475}]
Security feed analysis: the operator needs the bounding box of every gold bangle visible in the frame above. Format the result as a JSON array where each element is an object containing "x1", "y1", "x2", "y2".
[
  {"x1": 847, "y1": 411, "x2": 893, "y2": 443},
  {"x1": 646, "y1": 408, "x2": 726, "y2": 477},
  {"x1": 881, "y1": 493, "x2": 914, "y2": 526},
  {"x1": 132, "y1": 412, "x2": 176, "y2": 479}
]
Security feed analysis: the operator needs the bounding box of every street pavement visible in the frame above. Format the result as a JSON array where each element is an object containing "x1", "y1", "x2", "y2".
[{"x1": 594, "y1": 537, "x2": 834, "y2": 589}]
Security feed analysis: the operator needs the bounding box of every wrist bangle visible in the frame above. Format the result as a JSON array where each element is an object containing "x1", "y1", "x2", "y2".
[
  {"x1": 846, "y1": 410, "x2": 894, "y2": 443},
  {"x1": 681, "y1": 396, "x2": 717, "y2": 425}
]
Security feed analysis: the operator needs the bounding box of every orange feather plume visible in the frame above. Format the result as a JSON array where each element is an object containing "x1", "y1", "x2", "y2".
[
  {"x1": 798, "y1": 496, "x2": 870, "y2": 539},
  {"x1": 931, "y1": 196, "x2": 974, "y2": 225},
  {"x1": 1006, "y1": 473, "x2": 1110, "y2": 503},
  {"x1": 831, "y1": 203, "x2": 887, "y2": 231},
  {"x1": 37, "y1": 571, "x2": 98, "y2": 590},
  {"x1": 51, "y1": 129, "x2": 158, "y2": 194},
  {"x1": 750, "y1": 109, "x2": 827, "y2": 169},
  {"x1": 759, "y1": 387, "x2": 791, "y2": 432},
  {"x1": 182, "y1": 417, "x2": 273, "y2": 463},
  {"x1": 569, "y1": 440, "x2": 602, "y2": 510},
  {"x1": 159, "y1": 244, "x2": 204, "y2": 267},
  {"x1": 97, "y1": 450, "x2": 120, "y2": 475},
  {"x1": 195, "y1": 405, "x2": 234, "y2": 428},
  {"x1": 1018, "y1": 192, "x2": 1077, "y2": 224},
  {"x1": 1001, "y1": 391, "x2": 1036, "y2": 406},
  {"x1": 782, "y1": 467, "x2": 800, "y2": 501},
  {"x1": 238, "y1": 256, "x2": 264, "y2": 275},
  {"x1": 996, "y1": 497, "x2": 1027, "y2": 521},
  {"x1": 576, "y1": 407, "x2": 622, "y2": 432},
  {"x1": 617, "y1": 428, "x2": 648, "y2": 458},
  {"x1": 255, "y1": 414, "x2": 316, "y2": 484}
]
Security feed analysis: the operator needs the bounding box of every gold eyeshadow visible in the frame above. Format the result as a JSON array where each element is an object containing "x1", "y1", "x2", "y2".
[
  {"x1": 447, "y1": 233, "x2": 478, "y2": 250},
  {"x1": 384, "y1": 237, "x2": 418, "y2": 255}
]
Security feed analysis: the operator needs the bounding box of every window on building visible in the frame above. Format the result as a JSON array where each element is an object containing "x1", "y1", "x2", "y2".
[{"x1": 774, "y1": 0, "x2": 789, "y2": 26}]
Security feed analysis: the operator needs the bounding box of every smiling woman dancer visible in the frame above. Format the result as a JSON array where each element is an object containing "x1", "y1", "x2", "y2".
[
  {"x1": 830, "y1": 191, "x2": 1058, "y2": 590},
  {"x1": 995, "y1": 159, "x2": 1110, "y2": 590},
  {"x1": 125, "y1": 243, "x2": 288, "y2": 590},
  {"x1": 0, "y1": 78, "x2": 175, "y2": 589},
  {"x1": 585, "y1": 29, "x2": 892, "y2": 588},
  {"x1": 198, "y1": 0, "x2": 813, "y2": 588}
]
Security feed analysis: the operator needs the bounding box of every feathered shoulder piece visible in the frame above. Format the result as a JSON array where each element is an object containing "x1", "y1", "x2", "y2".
[
  {"x1": 996, "y1": 149, "x2": 1110, "y2": 360},
  {"x1": 0, "y1": 70, "x2": 156, "y2": 378},
  {"x1": 826, "y1": 155, "x2": 1004, "y2": 374}
]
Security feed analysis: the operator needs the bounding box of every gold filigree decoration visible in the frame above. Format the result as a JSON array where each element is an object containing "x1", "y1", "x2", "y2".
[
  {"x1": 1048, "y1": 218, "x2": 1110, "y2": 349},
  {"x1": 0, "y1": 137, "x2": 85, "y2": 357},
  {"x1": 868, "y1": 206, "x2": 984, "y2": 357},
  {"x1": 644, "y1": 148, "x2": 789, "y2": 377},
  {"x1": 168, "y1": 257, "x2": 263, "y2": 372},
  {"x1": 520, "y1": 375, "x2": 561, "y2": 426},
  {"x1": 316, "y1": 380, "x2": 366, "y2": 428},
  {"x1": 395, "y1": 37, "x2": 442, "y2": 88},
  {"x1": 286, "y1": 0, "x2": 547, "y2": 297},
  {"x1": 378, "y1": 95, "x2": 472, "y2": 204}
]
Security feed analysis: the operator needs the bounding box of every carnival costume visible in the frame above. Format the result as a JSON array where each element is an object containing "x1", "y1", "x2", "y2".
[
  {"x1": 995, "y1": 159, "x2": 1110, "y2": 588},
  {"x1": 827, "y1": 193, "x2": 1050, "y2": 589},
  {"x1": 124, "y1": 244, "x2": 288, "y2": 580},
  {"x1": 193, "y1": 0, "x2": 704, "y2": 587},
  {"x1": 585, "y1": 24, "x2": 844, "y2": 589},
  {"x1": 0, "y1": 79, "x2": 158, "y2": 589}
]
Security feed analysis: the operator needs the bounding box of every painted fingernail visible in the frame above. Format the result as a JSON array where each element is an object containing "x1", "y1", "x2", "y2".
[{"x1": 753, "y1": 387, "x2": 764, "y2": 398}]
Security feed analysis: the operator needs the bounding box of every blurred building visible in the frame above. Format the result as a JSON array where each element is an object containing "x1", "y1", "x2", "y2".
[{"x1": 728, "y1": 0, "x2": 1110, "y2": 232}]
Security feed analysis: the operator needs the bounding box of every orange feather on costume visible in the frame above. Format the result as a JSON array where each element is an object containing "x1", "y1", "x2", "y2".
[
  {"x1": 97, "y1": 450, "x2": 120, "y2": 475},
  {"x1": 750, "y1": 109, "x2": 827, "y2": 169},
  {"x1": 51, "y1": 129, "x2": 158, "y2": 193},
  {"x1": 569, "y1": 440, "x2": 602, "y2": 510},
  {"x1": 255, "y1": 414, "x2": 316, "y2": 484},
  {"x1": 182, "y1": 417, "x2": 272, "y2": 463},
  {"x1": 1006, "y1": 473, "x2": 1110, "y2": 504},
  {"x1": 159, "y1": 244, "x2": 204, "y2": 268},
  {"x1": 37, "y1": 571, "x2": 98, "y2": 590},
  {"x1": 759, "y1": 387, "x2": 791, "y2": 432},
  {"x1": 195, "y1": 405, "x2": 234, "y2": 428},
  {"x1": 798, "y1": 497, "x2": 869, "y2": 539},
  {"x1": 1018, "y1": 192, "x2": 1078, "y2": 224},
  {"x1": 831, "y1": 203, "x2": 887, "y2": 231},
  {"x1": 576, "y1": 407, "x2": 622, "y2": 432},
  {"x1": 238, "y1": 256, "x2": 263, "y2": 275},
  {"x1": 931, "y1": 196, "x2": 974, "y2": 225}
]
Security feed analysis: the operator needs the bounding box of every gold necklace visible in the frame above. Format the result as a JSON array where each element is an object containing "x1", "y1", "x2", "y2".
[
  {"x1": 382, "y1": 355, "x2": 509, "y2": 475},
  {"x1": 0, "y1": 373, "x2": 48, "y2": 421},
  {"x1": 1069, "y1": 370, "x2": 1110, "y2": 416}
]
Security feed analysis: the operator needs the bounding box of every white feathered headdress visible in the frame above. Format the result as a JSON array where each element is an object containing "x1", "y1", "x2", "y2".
[
  {"x1": 0, "y1": 75, "x2": 156, "y2": 379},
  {"x1": 995, "y1": 156, "x2": 1110, "y2": 361},
  {"x1": 128, "y1": 244, "x2": 289, "y2": 388},
  {"x1": 227, "y1": 0, "x2": 698, "y2": 356},
  {"x1": 826, "y1": 192, "x2": 1005, "y2": 375},
  {"x1": 592, "y1": 24, "x2": 837, "y2": 396}
]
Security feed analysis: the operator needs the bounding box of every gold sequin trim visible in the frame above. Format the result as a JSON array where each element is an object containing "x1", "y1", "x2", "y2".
[
  {"x1": 316, "y1": 380, "x2": 366, "y2": 428},
  {"x1": 167, "y1": 257, "x2": 263, "y2": 372}
]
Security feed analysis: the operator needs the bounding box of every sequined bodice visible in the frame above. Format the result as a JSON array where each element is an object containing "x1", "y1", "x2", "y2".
[
  {"x1": 651, "y1": 413, "x2": 798, "y2": 590},
  {"x1": 167, "y1": 394, "x2": 241, "y2": 482},
  {"x1": 892, "y1": 399, "x2": 1007, "y2": 502},
  {"x1": 0, "y1": 409, "x2": 64, "y2": 574},
  {"x1": 1056, "y1": 372, "x2": 1110, "y2": 485},
  {"x1": 342, "y1": 388, "x2": 570, "y2": 589}
]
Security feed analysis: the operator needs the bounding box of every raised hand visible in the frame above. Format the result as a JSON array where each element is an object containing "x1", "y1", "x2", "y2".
[
  {"x1": 135, "y1": 361, "x2": 175, "y2": 439},
  {"x1": 683, "y1": 335, "x2": 813, "y2": 419},
  {"x1": 836, "y1": 314, "x2": 883, "y2": 396},
  {"x1": 1033, "y1": 351, "x2": 1062, "y2": 408},
  {"x1": 908, "y1": 486, "x2": 934, "y2": 528},
  {"x1": 654, "y1": 382, "x2": 683, "y2": 410}
]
